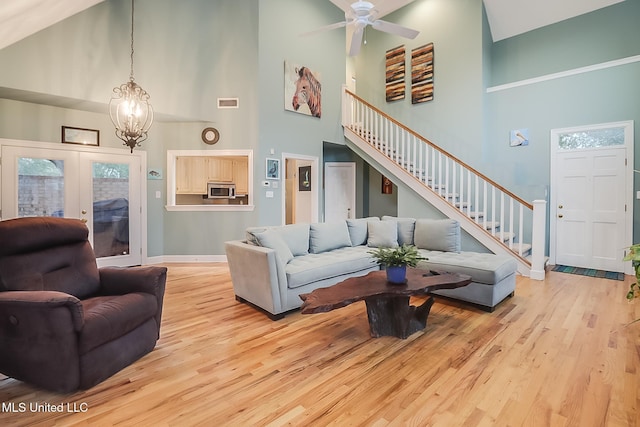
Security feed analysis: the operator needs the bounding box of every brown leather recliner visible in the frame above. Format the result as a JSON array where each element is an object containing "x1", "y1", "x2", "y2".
[{"x1": 0, "y1": 216, "x2": 167, "y2": 393}]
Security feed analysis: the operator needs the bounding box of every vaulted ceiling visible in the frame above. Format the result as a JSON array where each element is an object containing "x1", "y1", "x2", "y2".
[
  {"x1": 0, "y1": 0, "x2": 105, "y2": 50},
  {"x1": 0, "y1": 0, "x2": 625, "y2": 51},
  {"x1": 483, "y1": 0, "x2": 624, "y2": 41}
]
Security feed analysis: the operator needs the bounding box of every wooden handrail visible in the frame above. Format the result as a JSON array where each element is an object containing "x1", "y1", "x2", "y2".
[{"x1": 344, "y1": 89, "x2": 533, "y2": 210}]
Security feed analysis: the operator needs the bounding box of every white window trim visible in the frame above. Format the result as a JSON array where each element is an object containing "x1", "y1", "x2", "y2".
[{"x1": 165, "y1": 149, "x2": 254, "y2": 212}]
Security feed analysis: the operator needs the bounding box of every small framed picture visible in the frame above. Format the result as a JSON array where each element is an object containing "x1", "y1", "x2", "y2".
[
  {"x1": 298, "y1": 165, "x2": 311, "y2": 191},
  {"x1": 266, "y1": 158, "x2": 280, "y2": 180},
  {"x1": 62, "y1": 126, "x2": 99, "y2": 146},
  {"x1": 147, "y1": 168, "x2": 163, "y2": 180}
]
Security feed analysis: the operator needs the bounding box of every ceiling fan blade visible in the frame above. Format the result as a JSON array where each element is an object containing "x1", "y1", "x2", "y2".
[
  {"x1": 300, "y1": 20, "x2": 348, "y2": 37},
  {"x1": 371, "y1": 19, "x2": 419, "y2": 39},
  {"x1": 349, "y1": 25, "x2": 365, "y2": 56},
  {"x1": 373, "y1": 0, "x2": 416, "y2": 19},
  {"x1": 329, "y1": 0, "x2": 355, "y2": 13}
]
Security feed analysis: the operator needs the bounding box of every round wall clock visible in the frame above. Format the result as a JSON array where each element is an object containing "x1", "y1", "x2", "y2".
[{"x1": 201, "y1": 127, "x2": 220, "y2": 145}]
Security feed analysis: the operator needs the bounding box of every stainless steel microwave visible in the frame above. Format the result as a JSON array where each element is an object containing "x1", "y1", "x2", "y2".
[{"x1": 207, "y1": 182, "x2": 236, "y2": 199}]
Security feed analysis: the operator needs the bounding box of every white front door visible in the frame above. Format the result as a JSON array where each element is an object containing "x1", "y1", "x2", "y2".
[
  {"x1": 550, "y1": 121, "x2": 633, "y2": 273},
  {"x1": 1, "y1": 141, "x2": 143, "y2": 267},
  {"x1": 324, "y1": 162, "x2": 356, "y2": 222}
]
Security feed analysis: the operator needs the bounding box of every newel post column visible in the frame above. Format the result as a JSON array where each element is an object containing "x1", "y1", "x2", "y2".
[
  {"x1": 530, "y1": 199, "x2": 547, "y2": 280},
  {"x1": 341, "y1": 84, "x2": 351, "y2": 127}
]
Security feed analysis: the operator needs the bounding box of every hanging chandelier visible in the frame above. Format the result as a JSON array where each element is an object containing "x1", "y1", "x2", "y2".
[{"x1": 109, "y1": 0, "x2": 153, "y2": 153}]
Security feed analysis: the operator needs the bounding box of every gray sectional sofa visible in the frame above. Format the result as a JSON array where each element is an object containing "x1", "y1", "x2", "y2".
[{"x1": 224, "y1": 216, "x2": 517, "y2": 319}]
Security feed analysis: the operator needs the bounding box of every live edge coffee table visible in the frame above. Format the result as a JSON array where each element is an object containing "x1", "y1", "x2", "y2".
[{"x1": 299, "y1": 269, "x2": 471, "y2": 339}]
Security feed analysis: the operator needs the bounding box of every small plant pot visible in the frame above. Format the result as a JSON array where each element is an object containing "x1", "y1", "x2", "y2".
[{"x1": 386, "y1": 265, "x2": 407, "y2": 284}]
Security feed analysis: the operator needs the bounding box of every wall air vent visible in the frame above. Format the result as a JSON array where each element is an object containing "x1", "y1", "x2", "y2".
[{"x1": 217, "y1": 98, "x2": 239, "y2": 109}]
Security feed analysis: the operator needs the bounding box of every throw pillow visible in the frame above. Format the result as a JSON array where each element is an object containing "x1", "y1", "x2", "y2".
[
  {"x1": 309, "y1": 222, "x2": 353, "y2": 253},
  {"x1": 414, "y1": 219, "x2": 460, "y2": 252},
  {"x1": 382, "y1": 216, "x2": 416, "y2": 245},
  {"x1": 254, "y1": 230, "x2": 294, "y2": 264},
  {"x1": 245, "y1": 226, "x2": 269, "y2": 246},
  {"x1": 272, "y1": 223, "x2": 310, "y2": 256},
  {"x1": 367, "y1": 220, "x2": 399, "y2": 248},
  {"x1": 346, "y1": 217, "x2": 380, "y2": 246}
]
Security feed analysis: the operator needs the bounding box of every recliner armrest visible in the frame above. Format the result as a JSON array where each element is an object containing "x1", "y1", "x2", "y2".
[
  {"x1": 99, "y1": 266, "x2": 167, "y2": 298},
  {"x1": 98, "y1": 266, "x2": 167, "y2": 336},
  {"x1": 0, "y1": 290, "x2": 84, "y2": 332}
]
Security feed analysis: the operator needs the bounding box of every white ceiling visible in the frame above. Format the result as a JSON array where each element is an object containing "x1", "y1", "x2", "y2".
[
  {"x1": 0, "y1": 0, "x2": 105, "y2": 51},
  {"x1": 0, "y1": 0, "x2": 626, "y2": 51},
  {"x1": 483, "y1": 0, "x2": 625, "y2": 41}
]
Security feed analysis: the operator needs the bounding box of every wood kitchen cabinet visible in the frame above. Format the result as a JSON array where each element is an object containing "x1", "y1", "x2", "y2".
[
  {"x1": 207, "y1": 158, "x2": 233, "y2": 182},
  {"x1": 233, "y1": 159, "x2": 249, "y2": 195},
  {"x1": 175, "y1": 156, "x2": 207, "y2": 194},
  {"x1": 175, "y1": 155, "x2": 250, "y2": 198},
  {"x1": 170, "y1": 150, "x2": 253, "y2": 207}
]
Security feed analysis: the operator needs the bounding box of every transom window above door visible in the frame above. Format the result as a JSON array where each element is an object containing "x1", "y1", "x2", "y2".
[{"x1": 558, "y1": 126, "x2": 625, "y2": 150}]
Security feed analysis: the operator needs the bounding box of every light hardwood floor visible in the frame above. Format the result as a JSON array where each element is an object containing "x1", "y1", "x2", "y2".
[{"x1": 1, "y1": 264, "x2": 639, "y2": 426}]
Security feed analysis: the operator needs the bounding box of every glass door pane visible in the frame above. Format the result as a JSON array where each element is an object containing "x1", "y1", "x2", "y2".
[
  {"x1": 17, "y1": 157, "x2": 65, "y2": 217},
  {"x1": 92, "y1": 162, "x2": 130, "y2": 258},
  {"x1": 1, "y1": 145, "x2": 79, "y2": 221},
  {"x1": 80, "y1": 151, "x2": 142, "y2": 267}
]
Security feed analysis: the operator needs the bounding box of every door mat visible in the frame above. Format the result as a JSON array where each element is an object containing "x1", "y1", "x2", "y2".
[{"x1": 551, "y1": 265, "x2": 625, "y2": 281}]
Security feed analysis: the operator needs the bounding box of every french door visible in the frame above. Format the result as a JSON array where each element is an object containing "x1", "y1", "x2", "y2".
[{"x1": 1, "y1": 141, "x2": 143, "y2": 267}]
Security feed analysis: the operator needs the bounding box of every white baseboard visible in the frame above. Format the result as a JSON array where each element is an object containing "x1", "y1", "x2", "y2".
[{"x1": 145, "y1": 255, "x2": 228, "y2": 264}]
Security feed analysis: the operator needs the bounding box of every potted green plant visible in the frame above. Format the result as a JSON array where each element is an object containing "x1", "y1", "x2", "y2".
[
  {"x1": 623, "y1": 243, "x2": 640, "y2": 324},
  {"x1": 368, "y1": 244, "x2": 427, "y2": 284}
]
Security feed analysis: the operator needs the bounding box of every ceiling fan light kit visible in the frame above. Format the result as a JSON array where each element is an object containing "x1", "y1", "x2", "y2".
[{"x1": 305, "y1": 0, "x2": 420, "y2": 56}]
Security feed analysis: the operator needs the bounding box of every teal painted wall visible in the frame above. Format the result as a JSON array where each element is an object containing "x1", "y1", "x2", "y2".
[
  {"x1": 485, "y1": 0, "x2": 640, "y2": 243},
  {"x1": 353, "y1": 0, "x2": 486, "y2": 164},
  {"x1": 256, "y1": 0, "x2": 346, "y2": 226},
  {"x1": 0, "y1": 0, "x2": 345, "y2": 257},
  {"x1": 349, "y1": 0, "x2": 640, "y2": 249},
  {"x1": 489, "y1": 1, "x2": 640, "y2": 86},
  {"x1": 1, "y1": 0, "x2": 639, "y2": 256}
]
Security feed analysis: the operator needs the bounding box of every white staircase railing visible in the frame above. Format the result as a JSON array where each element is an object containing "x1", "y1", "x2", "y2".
[{"x1": 342, "y1": 87, "x2": 546, "y2": 279}]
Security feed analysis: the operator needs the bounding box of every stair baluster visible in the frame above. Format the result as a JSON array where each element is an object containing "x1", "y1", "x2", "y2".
[{"x1": 341, "y1": 86, "x2": 547, "y2": 279}]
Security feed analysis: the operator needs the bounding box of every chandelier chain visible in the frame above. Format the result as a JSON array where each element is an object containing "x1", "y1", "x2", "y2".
[
  {"x1": 109, "y1": 0, "x2": 153, "y2": 153},
  {"x1": 129, "y1": 0, "x2": 135, "y2": 81}
]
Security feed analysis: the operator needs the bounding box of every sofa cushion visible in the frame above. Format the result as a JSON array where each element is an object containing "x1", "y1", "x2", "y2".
[
  {"x1": 416, "y1": 250, "x2": 516, "y2": 284},
  {"x1": 382, "y1": 216, "x2": 416, "y2": 245},
  {"x1": 272, "y1": 223, "x2": 310, "y2": 256},
  {"x1": 254, "y1": 230, "x2": 294, "y2": 264},
  {"x1": 346, "y1": 217, "x2": 380, "y2": 246},
  {"x1": 309, "y1": 222, "x2": 352, "y2": 253},
  {"x1": 285, "y1": 246, "x2": 377, "y2": 289},
  {"x1": 414, "y1": 219, "x2": 460, "y2": 252},
  {"x1": 367, "y1": 221, "x2": 399, "y2": 248},
  {"x1": 246, "y1": 225, "x2": 310, "y2": 256}
]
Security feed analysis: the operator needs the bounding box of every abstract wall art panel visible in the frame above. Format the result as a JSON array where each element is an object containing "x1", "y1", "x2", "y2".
[{"x1": 411, "y1": 43, "x2": 434, "y2": 104}]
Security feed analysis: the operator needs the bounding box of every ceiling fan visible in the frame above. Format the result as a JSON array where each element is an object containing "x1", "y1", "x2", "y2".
[{"x1": 303, "y1": 0, "x2": 420, "y2": 56}]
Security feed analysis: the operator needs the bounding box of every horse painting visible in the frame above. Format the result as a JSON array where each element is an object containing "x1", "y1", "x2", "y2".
[{"x1": 291, "y1": 66, "x2": 321, "y2": 118}]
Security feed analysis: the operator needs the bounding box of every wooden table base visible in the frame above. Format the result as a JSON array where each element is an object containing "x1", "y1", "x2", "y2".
[{"x1": 365, "y1": 294, "x2": 435, "y2": 339}]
